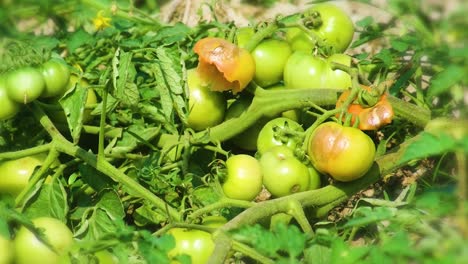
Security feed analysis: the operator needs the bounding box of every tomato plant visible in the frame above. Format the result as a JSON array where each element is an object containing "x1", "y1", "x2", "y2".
[
  {"x1": 251, "y1": 38, "x2": 292, "y2": 87},
  {"x1": 283, "y1": 51, "x2": 352, "y2": 90},
  {"x1": 167, "y1": 228, "x2": 215, "y2": 264},
  {"x1": 40, "y1": 58, "x2": 71, "y2": 98},
  {"x1": 14, "y1": 217, "x2": 74, "y2": 264},
  {"x1": 6, "y1": 66, "x2": 45, "y2": 104},
  {"x1": 257, "y1": 117, "x2": 304, "y2": 155},
  {"x1": 307, "y1": 166, "x2": 321, "y2": 190},
  {"x1": 0, "y1": 76, "x2": 20, "y2": 121},
  {"x1": 0, "y1": 235, "x2": 13, "y2": 264},
  {"x1": 308, "y1": 122, "x2": 376, "y2": 182},
  {"x1": 0, "y1": 154, "x2": 47, "y2": 197},
  {"x1": 186, "y1": 68, "x2": 226, "y2": 131},
  {"x1": 285, "y1": 3, "x2": 354, "y2": 53},
  {"x1": 260, "y1": 145, "x2": 310, "y2": 197},
  {"x1": 193, "y1": 37, "x2": 255, "y2": 94},
  {"x1": 222, "y1": 154, "x2": 263, "y2": 201}
]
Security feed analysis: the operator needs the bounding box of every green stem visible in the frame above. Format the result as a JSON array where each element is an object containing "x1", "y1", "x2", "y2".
[
  {"x1": 387, "y1": 95, "x2": 431, "y2": 128},
  {"x1": 188, "y1": 198, "x2": 254, "y2": 221},
  {"x1": 232, "y1": 240, "x2": 275, "y2": 264},
  {"x1": 455, "y1": 150, "x2": 467, "y2": 237},
  {"x1": 0, "y1": 143, "x2": 52, "y2": 160}
]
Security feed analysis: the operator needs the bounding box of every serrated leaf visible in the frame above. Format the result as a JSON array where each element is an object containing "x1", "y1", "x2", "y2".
[
  {"x1": 112, "y1": 48, "x2": 140, "y2": 106},
  {"x1": 153, "y1": 22, "x2": 191, "y2": 45},
  {"x1": 23, "y1": 178, "x2": 68, "y2": 222},
  {"x1": 304, "y1": 244, "x2": 331, "y2": 264},
  {"x1": 111, "y1": 124, "x2": 160, "y2": 154},
  {"x1": 399, "y1": 131, "x2": 458, "y2": 164},
  {"x1": 96, "y1": 189, "x2": 125, "y2": 220},
  {"x1": 79, "y1": 164, "x2": 115, "y2": 192},
  {"x1": 133, "y1": 203, "x2": 169, "y2": 226},
  {"x1": 59, "y1": 84, "x2": 88, "y2": 144},
  {"x1": 274, "y1": 223, "x2": 307, "y2": 258},
  {"x1": 342, "y1": 206, "x2": 396, "y2": 229},
  {"x1": 67, "y1": 29, "x2": 94, "y2": 53},
  {"x1": 427, "y1": 65, "x2": 465, "y2": 97}
]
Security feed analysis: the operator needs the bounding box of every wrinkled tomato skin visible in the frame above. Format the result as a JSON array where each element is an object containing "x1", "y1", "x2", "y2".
[{"x1": 308, "y1": 122, "x2": 375, "y2": 182}]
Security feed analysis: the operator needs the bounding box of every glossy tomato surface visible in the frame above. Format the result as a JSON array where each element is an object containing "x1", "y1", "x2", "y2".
[
  {"x1": 222, "y1": 154, "x2": 263, "y2": 201},
  {"x1": 40, "y1": 58, "x2": 71, "y2": 98},
  {"x1": 6, "y1": 66, "x2": 45, "y2": 104},
  {"x1": 168, "y1": 228, "x2": 215, "y2": 264},
  {"x1": 308, "y1": 122, "x2": 375, "y2": 182},
  {"x1": 252, "y1": 39, "x2": 292, "y2": 87},
  {"x1": 257, "y1": 117, "x2": 304, "y2": 155},
  {"x1": 0, "y1": 76, "x2": 20, "y2": 121}
]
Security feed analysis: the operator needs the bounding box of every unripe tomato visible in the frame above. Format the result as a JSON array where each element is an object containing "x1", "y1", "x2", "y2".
[
  {"x1": 6, "y1": 66, "x2": 45, "y2": 104},
  {"x1": 252, "y1": 39, "x2": 292, "y2": 87},
  {"x1": 308, "y1": 122, "x2": 375, "y2": 182},
  {"x1": 307, "y1": 166, "x2": 322, "y2": 190},
  {"x1": 0, "y1": 154, "x2": 47, "y2": 197},
  {"x1": 283, "y1": 51, "x2": 351, "y2": 90},
  {"x1": 257, "y1": 117, "x2": 304, "y2": 155},
  {"x1": 285, "y1": 3, "x2": 354, "y2": 53},
  {"x1": 236, "y1": 27, "x2": 255, "y2": 48},
  {"x1": 260, "y1": 146, "x2": 310, "y2": 197},
  {"x1": 14, "y1": 217, "x2": 74, "y2": 264},
  {"x1": 0, "y1": 76, "x2": 21, "y2": 121},
  {"x1": 222, "y1": 154, "x2": 263, "y2": 201},
  {"x1": 40, "y1": 58, "x2": 71, "y2": 98},
  {"x1": 0, "y1": 235, "x2": 13, "y2": 264},
  {"x1": 168, "y1": 228, "x2": 215, "y2": 264},
  {"x1": 186, "y1": 68, "x2": 226, "y2": 131}
]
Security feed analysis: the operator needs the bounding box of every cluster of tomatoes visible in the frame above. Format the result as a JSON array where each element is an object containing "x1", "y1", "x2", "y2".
[{"x1": 0, "y1": 58, "x2": 72, "y2": 121}]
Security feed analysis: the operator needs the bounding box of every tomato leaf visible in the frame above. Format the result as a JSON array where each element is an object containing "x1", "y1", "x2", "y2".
[
  {"x1": 427, "y1": 65, "x2": 465, "y2": 97},
  {"x1": 399, "y1": 131, "x2": 460, "y2": 164},
  {"x1": 66, "y1": 29, "x2": 94, "y2": 53},
  {"x1": 112, "y1": 48, "x2": 140, "y2": 106},
  {"x1": 22, "y1": 177, "x2": 68, "y2": 222},
  {"x1": 111, "y1": 124, "x2": 160, "y2": 155},
  {"x1": 153, "y1": 22, "x2": 191, "y2": 45},
  {"x1": 59, "y1": 83, "x2": 88, "y2": 144}
]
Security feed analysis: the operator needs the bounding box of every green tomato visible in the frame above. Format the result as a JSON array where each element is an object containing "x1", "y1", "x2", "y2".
[
  {"x1": 257, "y1": 117, "x2": 304, "y2": 155},
  {"x1": 307, "y1": 166, "x2": 321, "y2": 190},
  {"x1": 285, "y1": 3, "x2": 354, "y2": 53},
  {"x1": 260, "y1": 146, "x2": 310, "y2": 197},
  {"x1": 94, "y1": 250, "x2": 118, "y2": 264},
  {"x1": 252, "y1": 39, "x2": 292, "y2": 87},
  {"x1": 0, "y1": 76, "x2": 21, "y2": 121},
  {"x1": 168, "y1": 228, "x2": 215, "y2": 264},
  {"x1": 236, "y1": 27, "x2": 255, "y2": 48},
  {"x1": 0, "y1": 154, "x2": 47, "y2": 197},
  {"x1": 225, "y1": 95, "x2": 268, "y2": 151},
  {"x1": 0, "y1": 235, "x2": 13, "y2": 264},
  {"x1": 14, "y1": 217, "x2": 74, "y2": 264},
  {"x1": 283, "y1": 51, "x2": 351, "y2": 90},
  {"x1": 6, "y1": 66, "x2": 45, "y2": 104},
  {"x1": 308, "y1": 122, "x2": 376, "y2": 182},
  {"x1": 186, "y1": 68, "x2": 226, "y2": 131},
  {"x1": 222, "y1": 154, "x2": 263, "y2": 201},
  {"x1": 40, "y1": 58, "x2": 71, "y2": 98}
]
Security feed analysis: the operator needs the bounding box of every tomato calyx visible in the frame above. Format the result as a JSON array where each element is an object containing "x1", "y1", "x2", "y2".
[
  {"x1": 193, "y1": 37, "x2": 255, "y2": 94},
  {"x1": 336, "y1": 85, "x2": 394, "y2": 130}
]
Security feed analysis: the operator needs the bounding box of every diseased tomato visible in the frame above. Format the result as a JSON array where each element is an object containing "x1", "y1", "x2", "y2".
[
  {"x1": 257, "y1": 117, "x2": 304, "y2": 155},
  {"x1": 251, "y1": 39, "x2": 292, "y2": 87},
  {"x1": 40, "y1": 58, "x2": 71, "y2": 98},
  {"x1": 283, "y1": 51, "x2": 351, "y2": 90},
  {"x1": 222, "y1": 154, "x2": 263, "y2": 201},
  {"x1": 0, "y1": 76, "x2": 21, "y2": 121},
  {"x1": 168, "y1": 228, "x2": 215, "y2": 264},
  {"x1": 193, "y1": 37, "x2": 255, "y2": 94},
  {"x1": 285, "y1": 3, "x2": 354, "y2": 53},
  {"x1": 6, "y1": 66, "x2": 45, "y2": 104},
  {"x1": 307, "y1": 122, "x2": 376, "y2": 182},
  {"x1": 335, "y1": 86, "x2": 394, "y2": 130},
  {"x1": 186, "y1": 68, "x2": 226, "y2": 131},
  {"x1": 260, "y1": 146, "x2": 310, "y2": 197},
  {"x1": 14, "y1": 217, "x2": 74, "y2": 264}
]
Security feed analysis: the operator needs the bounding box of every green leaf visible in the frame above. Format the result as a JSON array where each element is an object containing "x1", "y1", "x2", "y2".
[
  {"x1": 67, "y1": 29, "x2": 94, "y2": 53},
  {"x1": 152, "y1": 22, "x2": 191, "y2": 45},
  {"x1": 304, "y1": 244, "x2": 331, "y2": 264},
  {"x1": 355, "y1": 16, "x2": 374, "y2": 28},
  {"x1": 427, "y1": 65, "x2": 465, "y2": 97},
  {"x1": 133, "y1": 203, "x2": 169, "y2": 226},
  {"x1": 112, "y1": 48, "x2": 140, "y2": 106},
  {"x1": 342, "y1": 206, "x2": 396, "y2": 229},
  {"x1": 59, "y1": 83, "x2": 88, "y2": 144},
  {"x1": 390, "y1": 39, "x2": 409, "y2": 52},
  {"x1": 96, "y1": 189, "x2": 125, "y2": 220},
  {"x1": 399, "y1": 132, "x2": 458, "y2": 164},
  {"x1": 23, "y1": 177, "x2": 68, "y2": 222},
  {"x1": 111, "y1": 124, "x2": 160, "y2": 154}
]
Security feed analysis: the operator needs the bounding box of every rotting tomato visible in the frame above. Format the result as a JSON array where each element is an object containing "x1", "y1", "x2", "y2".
[
  {"x1": 6, "y1": 66, "x2": 45, "y2": 104},
  {"x1": 251, "y1": 39, "x2": 292, "y2": 87},
  {"x1": 40, "y1": 58, "x2": 71, "y2": 98},
  {"x1": 285, "y1": 3, "x2": 354, "y2": 53},
  {"x1": 0, "y1": 154, "x2": 48, "y2": 197},
  {"x1": 260, "y1": 145, "x2": 310, "y2": 197},
  {"x1": 186, "y1": 68, "x2": 226, "y2": 131},
  {"x1": 283, "y1": 51, "x2": 352, "y2": 90},
  {"x1": 193, "y1": 37, "x2": 255, "y2": 94},
  {"x1": 257, "y1": 117, "x2": 304, "y2": 155},
  {"x1": 308, "y1": 122, "x2": 376, "y2": 182},
  {"x1": 167, "y1": 228, "x2": 215, "y2": 264},
  {"x1": 222, "y1": 154, "x2": 263, "y2": 201},
  {"x1": 335, "y1": 86, "x2": 394, "y2": 130},
  {"x1": 0, "y1": 76, "x2": 21, "y2": 121},
  {"x1": 14, "y1": 217, "x2": 74, "y2": 264}
]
